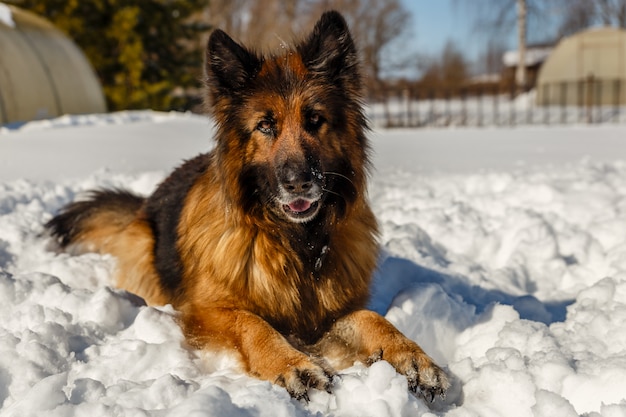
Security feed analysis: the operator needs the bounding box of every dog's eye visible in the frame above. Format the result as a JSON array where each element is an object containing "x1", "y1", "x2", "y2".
[
  {"x1": 307, "y1": 113, "x2": 324, "y2": 130},
  {"x1": 257, "y1": 120, "x2": 273, "y2": 135}
]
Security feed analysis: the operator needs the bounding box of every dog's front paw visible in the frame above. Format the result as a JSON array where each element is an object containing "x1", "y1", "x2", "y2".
[
  {"x1": 274, "y1": 354, "x2": 334, "y2": 401},
  {"x1": 405, "y1": 356, "x2": 450, "y2": 402},
  {"x1": 377, "y1": 344, "x2": 450, "y2": 402}
]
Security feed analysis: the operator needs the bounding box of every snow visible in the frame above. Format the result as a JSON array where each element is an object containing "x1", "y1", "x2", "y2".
[
  {"x1": 0, "y1": 3, "x2": 14, "y2": 28},
  {"x1": 0, "y1": 111, "x2": 212, "y2": 182},
  {"x1": 2, "y1": 110, "x2": 626, "y2": 416},
  {"x1": 503, "y1": 47, "x2": 553, "y2": 68}
]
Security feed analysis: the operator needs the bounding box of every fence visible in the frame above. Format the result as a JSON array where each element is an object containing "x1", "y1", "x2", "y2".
[{"x1": 367, "y1": 78, "x2": 626, "y2": 128}]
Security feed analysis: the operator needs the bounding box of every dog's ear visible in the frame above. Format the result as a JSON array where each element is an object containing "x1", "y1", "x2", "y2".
[
  {"x1": 205, "y1": 29, "x2": 261, "y2": 95},
  {"x1": 298, "y1": 11, "x2": 361, "y2": 90}
]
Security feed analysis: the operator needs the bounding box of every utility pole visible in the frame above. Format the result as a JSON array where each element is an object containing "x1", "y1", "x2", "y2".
[{"x1": 516, "y1": 0, "x2": 527, "y2": 93}]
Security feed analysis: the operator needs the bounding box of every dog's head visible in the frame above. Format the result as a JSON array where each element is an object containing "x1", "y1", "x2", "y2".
[{"x1": 205, "y1": 11, "x2": 369, "y2": 224}]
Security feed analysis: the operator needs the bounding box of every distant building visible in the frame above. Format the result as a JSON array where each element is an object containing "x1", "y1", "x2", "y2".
[
  {"x1": 0, "y1": 4, "x2": 106, "y2": 125},
  {"x1": 502, "y1": 45, "x2": 553, "y2": 90},
  {"x1": 536, "y1": 27, "x2": 626, "y2": 106}
]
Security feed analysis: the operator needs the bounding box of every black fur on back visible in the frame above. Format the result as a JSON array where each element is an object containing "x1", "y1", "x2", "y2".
[
  {"x1": 46, "y1": 189, "x2": 144, "y2": 248},
  {"x1": 144, "y1": 153, "x2": 212, "y2": 295}
]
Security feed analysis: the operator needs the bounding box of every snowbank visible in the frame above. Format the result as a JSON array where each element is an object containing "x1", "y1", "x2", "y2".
[{"x1": 1, "y1": 112, "x2": 626, "y2": 416}]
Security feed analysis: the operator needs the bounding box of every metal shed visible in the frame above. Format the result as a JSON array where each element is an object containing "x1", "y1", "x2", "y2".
[
  {"x1": 536, "y1": 27, "x2": 626, "y2": 106},
  {"x1": 0, "y1": 4, "x2": 106, "y2": 125}
]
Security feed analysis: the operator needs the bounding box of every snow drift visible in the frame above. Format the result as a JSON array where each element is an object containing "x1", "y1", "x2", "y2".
[{"x1": 1, "y1": 111, "x2": 626, "y2": 416}]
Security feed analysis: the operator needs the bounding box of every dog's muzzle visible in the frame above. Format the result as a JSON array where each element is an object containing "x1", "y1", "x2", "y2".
[{"x1": 277, "y1": 166, "x2": 323, "y2": 223}]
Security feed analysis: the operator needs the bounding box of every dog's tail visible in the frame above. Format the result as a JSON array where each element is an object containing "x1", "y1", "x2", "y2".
[{"x1": 46, "y1": 189, "x2": 145, "y2": 254}]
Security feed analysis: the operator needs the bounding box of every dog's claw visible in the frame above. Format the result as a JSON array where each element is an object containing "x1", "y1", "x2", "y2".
[
  {"x1": 325, "y1": 380, "x2": 333, "y2": 394},
  {"x1": 409, "y1": 382, "x2": 445, "y2": 403},
  {"x1": 419, "y1": 386, "x2": 446, "y2": 403},
  {"x1": 279, "y1": 360, "x2": 335, "y2": 401},
  {"x1": 424, "y1": 389, "x2": 435, "y2": 403},
  {"x1": 402, "y1": 357, "x2": 450, "y2": 404}
]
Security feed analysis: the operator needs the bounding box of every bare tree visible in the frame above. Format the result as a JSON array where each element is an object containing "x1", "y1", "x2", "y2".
[
  {"x1": 201, "y1": 0, "x2": 249, "y2": 42},
  {"x1": 596, "y1": 0, "x2": 626, "y2": 27},
  {"x1": 553, "y1": 0, "x2": 626, "y2": 35},
  {"x1": 202, "y1": 0, "x2": 310, "y2": 51},
  {"x1": 480, "y1": 40, "x2": 507, "y2": 75},
  {"x1": 441, "y1": 41, "x2": 469, "y2": 92},
  {"x1": 455, "y1": 0, "x2": 553, "y2": 91},
  {"x1": 555, "y1": 1, "x2": 596, "y2": 37},
  {"x1": 417, "y1": 40, "x2": 469, "y2": 95},
  {"x1": 304, "y1": 0, "x2": 411, "y2": 97},
  {"x1": 202, "y1": 0, "x2": 411, "y2": 97}
]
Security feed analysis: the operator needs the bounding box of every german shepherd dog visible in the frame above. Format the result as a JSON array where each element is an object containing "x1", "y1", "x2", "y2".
[{"x1": 46, "y1": 11, "x2": 449, "y2": 401}]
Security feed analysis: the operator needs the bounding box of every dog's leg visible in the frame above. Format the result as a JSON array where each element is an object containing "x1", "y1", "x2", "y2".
[
  {"x1": 183, "y1": 307, "x2": 334, "y2": 400},
  {"x1": 315, "y1": 309, "x2": 450, "y2": 401}
]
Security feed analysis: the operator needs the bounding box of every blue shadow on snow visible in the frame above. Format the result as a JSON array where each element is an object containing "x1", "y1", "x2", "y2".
[{"x1": 368, "y1": 255, "x2": 573, "y2": 325}]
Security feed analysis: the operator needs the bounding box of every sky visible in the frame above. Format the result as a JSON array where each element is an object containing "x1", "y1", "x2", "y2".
[
  {"x1": 398, "y1": 0, "x2": 562, "y2": 77},
  {"x1": 398, "y1": 1, "x2": 489, "y2": 71},
  {"x1": 389, "y1": 0, "x2": 501, "y2": 78},
  {"x1": 402, "y1": 1, "x2": 481, "y2": 59}
]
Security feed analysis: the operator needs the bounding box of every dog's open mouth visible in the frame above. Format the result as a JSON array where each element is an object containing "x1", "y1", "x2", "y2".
[{"x1": 282, "y1": 199, "x2": 321, "y2": 222}]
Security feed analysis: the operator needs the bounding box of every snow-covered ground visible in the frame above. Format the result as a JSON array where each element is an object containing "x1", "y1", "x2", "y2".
[{"x1": 1, "y1": 111, "x2": 626, "y2": 416}]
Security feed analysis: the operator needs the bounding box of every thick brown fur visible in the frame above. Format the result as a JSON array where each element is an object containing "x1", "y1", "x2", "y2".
[{"x1": 46, "y1": 11, "x2": 449, "y2": 401}]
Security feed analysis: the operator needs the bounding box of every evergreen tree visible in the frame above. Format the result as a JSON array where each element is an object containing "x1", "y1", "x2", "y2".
[{"x1": 11, "y1": 0, "x2": 210, "y2": 111}]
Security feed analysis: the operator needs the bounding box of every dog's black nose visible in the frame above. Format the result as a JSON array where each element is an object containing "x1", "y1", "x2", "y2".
[{"x1": 280, "y1": 168, "x2": 314, "y2": 194}]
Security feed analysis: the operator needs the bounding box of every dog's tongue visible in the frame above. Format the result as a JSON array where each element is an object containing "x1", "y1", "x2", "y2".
[{"x1": 288, "y1": 199, "x2": 312, "y2": 213}]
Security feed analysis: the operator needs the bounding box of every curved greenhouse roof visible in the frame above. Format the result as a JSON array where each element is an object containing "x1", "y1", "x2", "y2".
[
  {"x1": 0, "y1": 4, "x2": 106, "y2": 125},
  {"x1": 537, "y1": 27, "x2": 626, "y2": 106}
]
